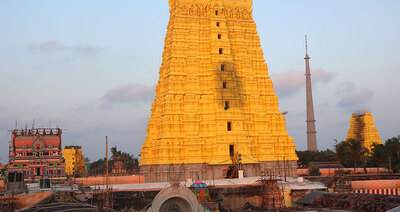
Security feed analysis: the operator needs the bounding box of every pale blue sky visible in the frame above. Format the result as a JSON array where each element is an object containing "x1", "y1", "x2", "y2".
[{"x1": 0, "y1": 0, "x2": 399, "y2": 163}]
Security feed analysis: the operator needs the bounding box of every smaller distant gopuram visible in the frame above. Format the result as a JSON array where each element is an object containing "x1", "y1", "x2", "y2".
[
  {"x1": 8, "y1": 128, "x2": 67, "y2": 183},
  {"x1": 346, "y1": 110, "x2": 382, "y2": 151},
  {"x1": 63, "y1": 146, "x2": 88, "y2": 176}
]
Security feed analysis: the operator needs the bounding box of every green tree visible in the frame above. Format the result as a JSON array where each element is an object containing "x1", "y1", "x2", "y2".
[
  {"x1": 110, "y1": 146, "x2": 139, "y2": 171},
  {"x1": 89, "y1": 158, "x2": 106, "y2": 175},
  {"x1": 347, "y1": 139, "x2": 368, "y2": 173},
  {"x1": 370, "y1": 143, "x2": 385, "y2": 173},
  {"x1": 384, "y1": 136, "x2": 400, "y2": 173},
  {"x1": 88, "y1": 146, "x2": 139, "y2": 175},
  {"x1": 307, "y1": 166, "x2": 321, "y2": 176},
  {"x1": 334, "y1": 140, "x2": 350, "y2": 166},
  {"x1": 296, "y1": 149, "x2": 336, "y2": 167}
]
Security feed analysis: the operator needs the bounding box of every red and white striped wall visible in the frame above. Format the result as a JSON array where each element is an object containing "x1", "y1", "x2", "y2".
[{"x1": 353, "y1": 189, "x2": 400, "y2": 195}]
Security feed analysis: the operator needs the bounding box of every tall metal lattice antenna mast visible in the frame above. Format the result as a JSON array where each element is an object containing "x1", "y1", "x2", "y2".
[{"x1": 304, "y1": 35, "x2": 318, "y2": 151}]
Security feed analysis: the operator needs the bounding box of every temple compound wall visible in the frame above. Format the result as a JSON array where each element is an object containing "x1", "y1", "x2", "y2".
[{"x1": 140, "y1": 0, "x2": 298, "y2": 182}]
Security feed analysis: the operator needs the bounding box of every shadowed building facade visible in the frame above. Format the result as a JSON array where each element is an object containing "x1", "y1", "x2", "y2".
[
  {"x1": 346, "y1": 110, "x2": 382, "y2": 151},
  {"x1": 140, "y1": 0, "x2": 298, "y2": 182}
]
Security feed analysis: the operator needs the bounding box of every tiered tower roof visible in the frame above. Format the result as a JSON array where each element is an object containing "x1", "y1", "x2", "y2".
[{"x1": 139, "y1": 0, "x2": 297, "y2": 181}]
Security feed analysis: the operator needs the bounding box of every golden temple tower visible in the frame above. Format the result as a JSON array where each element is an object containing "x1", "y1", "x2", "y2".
[
  {"x1": 63, "y1": 146, "x2": 88, "y2": 176},
  {"x1": 140, "y1": 0, "x2": 298, "y2": 182},
  {"x1": 346, "y1": 110, "x2": 382, "y2": 151}
]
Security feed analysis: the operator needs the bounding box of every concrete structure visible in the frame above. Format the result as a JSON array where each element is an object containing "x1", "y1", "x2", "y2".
[
  {"x1": 147, "y1": 185, "x2": 204, "y2": 212},
  {"x1": 304, "y1": 36, "x2": 318, "y2": 151},
  {"x1": 63, "y1": 146, "x2": 87, "y2": 176},
  {"x1": 353, "y1": 179, "x2": 400, "y2": 195},
  {"x1": 89, "y1": 176, "x2": 326, "y2": 211},
  {"x1": 7, "y1": 128, "x2": 66, "y2": 183},
  {"x1": 346, "y1": 110, "x2": 382, "y2": 151},
  {"x1": 297, "y1": 167, "x2": 389, "y2": 176},
  {"x1": 73, "y1": 175, "x2": 145, "y2": 186},
  {"x1": 140, "y1": 0, "x2": 298, "y2": 182}
]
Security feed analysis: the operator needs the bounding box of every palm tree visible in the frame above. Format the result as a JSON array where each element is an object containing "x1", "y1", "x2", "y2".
[
  {"x1": 371, "y1": 143, "x2": 385, "y2": 173},
  {"x1": 347, "y1": 139, "x2": 368, "y2": 174},
  {"x1": 334, "y1": 139, "x2": 349, "y2": 165},
  {"x1": 384, "y1": 136, "x2": 400, "y2": 173},
  {"x1": 111, "y1": 146, "x2": 120, "y2": 160}
]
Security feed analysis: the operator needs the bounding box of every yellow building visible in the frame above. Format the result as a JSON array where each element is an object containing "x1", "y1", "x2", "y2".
[
  {"x1": 63, "y1": 146, "x2": 87, "y2": 176},
  {"x1": 140, "y1": 0, "x2": 298, "y2": 182},
  {"x1": 346, "y1": 110, "x2": 382, "y2": 151}
]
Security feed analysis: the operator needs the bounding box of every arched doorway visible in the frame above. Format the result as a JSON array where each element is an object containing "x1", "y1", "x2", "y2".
[
  {"x1": 147, "y1": 185, "x2": 204, "y2": 212},
  {"x1": 159, "y1": 197, "x2": 191, "y2": 212}
]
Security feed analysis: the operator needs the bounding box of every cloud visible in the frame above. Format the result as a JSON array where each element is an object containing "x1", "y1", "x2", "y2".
[
  {"x1": 101, "y1": 83, "x2": 155, "y2": 103},
  {"x1": 28, "y1": 40, "x2": 105, "y2": 56},
  {"x1": 338, "y1": 89, "x2": 373, "y2": 107},
  {"x1": 270, "y1": 69, "x2": 333, "y2": 97},
  {"x1": 336, "y1": 81, "x2": 356, "y2": 94}
]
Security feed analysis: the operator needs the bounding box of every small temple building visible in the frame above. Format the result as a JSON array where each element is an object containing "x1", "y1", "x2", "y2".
[
  {"x1": 7, "y1": 128, "x2": 66, "y2": 183},
  {"x1": 346, "y1": 110, "x2": 382, "y2": 151},
  {"x1": 111, "y1": 160, "x2": 127, "y2": 176},
  {"x1": 140, "y1": 0, "x2": 298, "y2": 182},
  {"x1": 63, "y1": 146, "x2": 87, "y2": 176}
]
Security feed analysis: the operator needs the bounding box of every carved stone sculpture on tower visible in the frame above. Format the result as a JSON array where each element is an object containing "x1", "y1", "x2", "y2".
[{"x1": 139, "y1": 0, "x2": 298, "y2": 183}]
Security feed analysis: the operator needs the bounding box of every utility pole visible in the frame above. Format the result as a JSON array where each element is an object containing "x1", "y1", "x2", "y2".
[
  {"x1": 305, "y1": 35, "x2": 318, "y2": 151},
  {"x1": 106, "y1": 136, "x2": 109, "y2": 212}
]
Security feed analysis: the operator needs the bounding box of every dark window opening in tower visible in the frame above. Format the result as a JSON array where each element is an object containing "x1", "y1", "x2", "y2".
[
  {"x1": 215, "y1": 10, "x2": 218, "y2": 15},
  {"x1": 36, "y1": 167, "x2": 40, "y2": 176},
  {"x1": 229, "y1": 145, "x2": 235, "y2": 157},
  {"x1": 227, "y1": 122, "x2": 232, "y2": 131},
  {"x1": 223, "y1": 82, "x2": 227, "y2": 88},
  {"x1": 221, "y1": 64, "x2": 225, "y2": 71},
  {"x1": 218, "y1": 34, "x2": 222, "y2": 39},
  {"x1": 224, "y1": 101, "x2": 229, "y2": 110},
  {"x1": 216, "y1": 22, "x2": 220, "y2": 27},
  {"x1": 219, "y1": 48, "x2": 223, "y2": 54}
]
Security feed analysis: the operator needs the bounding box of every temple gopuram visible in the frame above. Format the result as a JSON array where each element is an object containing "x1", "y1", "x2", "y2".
[
  {"x1": 7, "y1": 128, "x2": 66, "y2": 183},
  {"x1": 140, "y1": 0, "x2": 298, "y2": 182},
  {"x1": 346, "y1": 110, "x2": 382, "y2": 151},
  {"x1": 63, "y1": 146, "x2": 87, "y2": 176}
]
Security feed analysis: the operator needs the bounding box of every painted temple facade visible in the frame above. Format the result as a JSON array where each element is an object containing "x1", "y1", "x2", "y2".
[
  {"x1": 346, "y1": 110, "x2": 382, "y2": 151},
  {"x1": 7, "y1": 128, "x2": 66, "y2": 183},
  {"x1": 140, "y1": 0, "x2": 298, "y2": 182}
]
